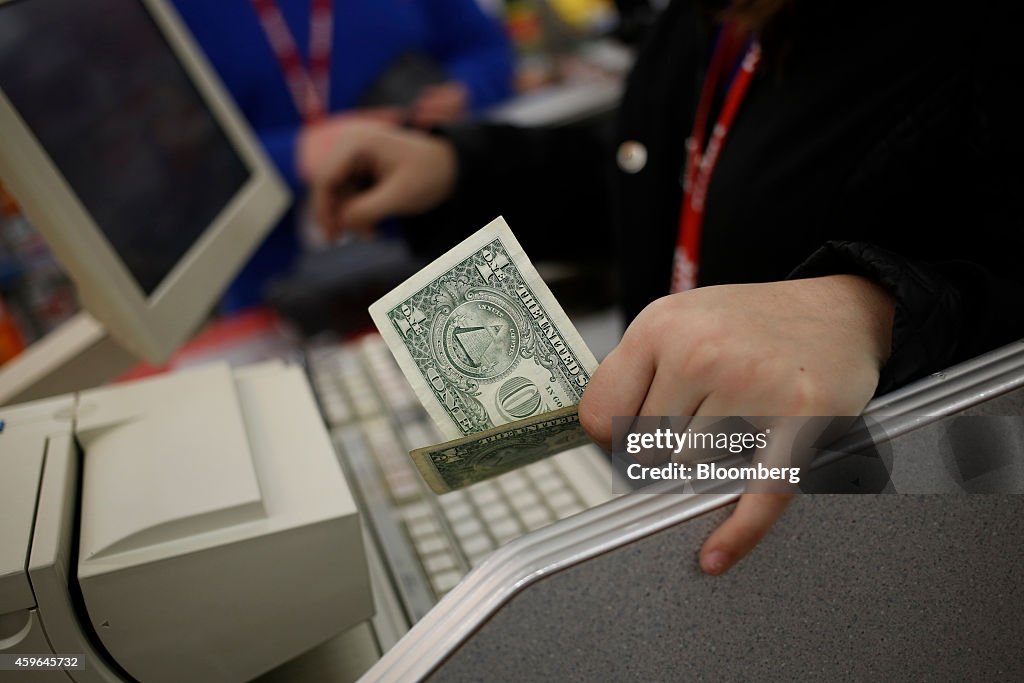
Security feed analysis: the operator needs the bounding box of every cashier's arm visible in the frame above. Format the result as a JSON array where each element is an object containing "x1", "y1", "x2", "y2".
[{"x1": 310, "y1": 121, "x2": 897, "y2": 575}]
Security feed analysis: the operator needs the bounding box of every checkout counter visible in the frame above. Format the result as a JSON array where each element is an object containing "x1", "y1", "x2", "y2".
[
  {"x1": 361, "y1": 336, "x2": 1024, "y2": 682},
  {"x1": 258, "y1": 327, "x2": 1024, "y2": 682}
]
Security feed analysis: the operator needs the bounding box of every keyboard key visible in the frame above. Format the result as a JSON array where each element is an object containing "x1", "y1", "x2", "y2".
[
  {"x1": 399, "y1": 422, "x2": 433, "y2": 450},
  {"x1": 441, "y1": 489, "x2": 467, "y2": 504},
  {"x1": 431, "y1": 570, "x2": 461, "y2": 594},
  {"x1": 508, "y1": 489, "x2": 541, "y2": 510},
  {"x1": 398, "y1": 502, "x2": 431, "y2": 522},
  {"x1": 361, "y1": 416, "x2": 392, "y2": 438},
  {"x1": 415, "y1": 535, "x2": 449, "y2": 555},
  {"x1": 536, "y1": 476, "x2": 566, "y2": 494},
  {"x1": 423, "y1": 553, "x2": 457, "y2": 574},
  {"x1": 441, "y1": 501, "x2": 473, "y2": 521},
  {"x1": 388, "y1": 475, "x2": 421, "y2": 502},
  {"x1": 546, "y1": 490, "x2": 577, "y2": 510},
  {"x1": 352, "y1": 395, "x2": 382, "y2": 418},
  {"x1": 406, "y1": 518, "x2": 441, "y2": 539},
  {"x1": 528, "y1": 460, "x2": 556, "y2": 477},
  {"x1": 468, "y1": 484, "x2": 501, "y2": 505},
  {"x1": 480, "y1": 504, "x2": 511, "y2": 523},
  {"x1": 322, "y1": 398, "x2": 352, "y2": 425},
  {"x1": 388, "y1": 390, "x2": 419, "y2": 413},
  {"x1": 451, "y1": 517, "x2": 485, "y2": 539},
  {"x1": 490, "y1": 518, "x2": 522, "y2": 543},
  {"x1": 497, "y1": 472, "x2": 529, "y2": 493},
  {"x1": 460, "y1": 534, "x2": 494, "y2": 557},
  {"x1": 519, "y1": 506, "x2": 553, "y2": 530}
]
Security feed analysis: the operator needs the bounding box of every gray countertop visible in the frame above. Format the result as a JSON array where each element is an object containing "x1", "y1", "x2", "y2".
[
  {"x1": 428, "y1": 386, "x2": 1024, "y2": 682},
  {"x1": 430, "y1": 494, "x2": 1024, "y2": 682}
]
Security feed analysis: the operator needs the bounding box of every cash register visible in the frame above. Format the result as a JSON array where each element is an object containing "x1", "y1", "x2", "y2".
[{"x1": 0, "y1": 1, "x2": 371, "y2": 680}]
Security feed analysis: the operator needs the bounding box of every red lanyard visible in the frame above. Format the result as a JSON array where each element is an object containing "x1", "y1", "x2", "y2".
[
  {"x1": 670, "y1": 26, "x2": 761, "y2": 293},
  {"x1": 250, "y1": 0, "x2": 334, "y2": 123}
]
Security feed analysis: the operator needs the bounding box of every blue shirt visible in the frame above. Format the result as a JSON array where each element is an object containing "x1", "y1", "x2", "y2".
[
  {"x1": 173, "y1": 0, "x2": 514, "y2": 187},
  {"x1": 170, "y1": 0, "x2": 515, "y2": 308}
]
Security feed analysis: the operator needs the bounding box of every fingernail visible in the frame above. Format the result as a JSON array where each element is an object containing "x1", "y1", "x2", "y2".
[{"x1": 701, "y1": 549, "x2": 732, "y2": 575}]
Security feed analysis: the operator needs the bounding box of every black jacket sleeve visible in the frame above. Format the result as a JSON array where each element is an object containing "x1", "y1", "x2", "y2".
[
  {"x1": 791, "y1": 6, "x2": 1024, "y2": 393},
  {"x1": 403, "y1": 119, "x2": 616, "y2": 264}
]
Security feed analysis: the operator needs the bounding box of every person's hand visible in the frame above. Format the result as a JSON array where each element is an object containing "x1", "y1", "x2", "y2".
[
  {"x1": 409, "y1": 82, "x2": 469, "y2": 129},
  {"x1": 578, "y1": 275, "x2": 895, "y2": 575},
  {"x1": 297, "y1": 108, "x2": 404, "y2": 182},
  {"x1": 309, "y1": 120, "x2": 457, "y2": 239}
]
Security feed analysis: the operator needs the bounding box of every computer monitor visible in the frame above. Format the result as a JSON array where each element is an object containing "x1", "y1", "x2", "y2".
[{"x1": 0, "y1": 0, "x2": 289, "y2": 401}]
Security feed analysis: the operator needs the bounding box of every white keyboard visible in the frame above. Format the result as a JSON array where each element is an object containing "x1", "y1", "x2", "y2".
[{"x1": 307, "y1": 334, "x2": 617, "y2": 615}]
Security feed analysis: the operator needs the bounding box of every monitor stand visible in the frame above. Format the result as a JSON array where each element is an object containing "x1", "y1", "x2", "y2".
[{"x1": 0, "y1": 311, "x2": 136, "y2": 405}]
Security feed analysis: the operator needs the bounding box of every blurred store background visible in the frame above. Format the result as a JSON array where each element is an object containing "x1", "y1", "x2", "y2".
[{"x1": 0, "y1": 0, "x2": 664, "y2": 366}]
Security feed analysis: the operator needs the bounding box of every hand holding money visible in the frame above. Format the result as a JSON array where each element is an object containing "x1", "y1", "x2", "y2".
[
  {"x1": 578, "y1": 275, "x2": 893, "y2": 575},
  {"x1": 369, "y1": 217, "x2": 598, "y2": 492}
]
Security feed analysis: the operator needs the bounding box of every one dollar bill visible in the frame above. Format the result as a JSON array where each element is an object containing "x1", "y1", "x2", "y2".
[
  {"x1": 369, "y1": 216, "x2": 599, "y2": 492},
  {"x1": 409, "y1": 405, "x2": 589, "y2": 493}
]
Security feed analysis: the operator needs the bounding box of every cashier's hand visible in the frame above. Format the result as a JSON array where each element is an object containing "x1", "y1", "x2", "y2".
[
  {"x1": 297, "y1": 109, "x2": 404, "y2": 183},
  {"x1": 578, "y1": 275, "x2": 895, "y2": 575},
  {"x1": 310, "y1": 121, "x2": 457, "y2": 239}
]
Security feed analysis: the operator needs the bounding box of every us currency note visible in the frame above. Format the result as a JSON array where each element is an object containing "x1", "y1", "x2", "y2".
[
  {"x1": 369, "y1": 217, "x2": 599, "y2": 492},
  {"x1": 409, "y1": 406, "x2": 588, "y2": 493}
]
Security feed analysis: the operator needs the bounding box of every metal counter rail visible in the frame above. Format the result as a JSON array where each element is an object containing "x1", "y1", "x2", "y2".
[{"x1": 359, "y1": 338, "x2": 1024, "y2": 683}]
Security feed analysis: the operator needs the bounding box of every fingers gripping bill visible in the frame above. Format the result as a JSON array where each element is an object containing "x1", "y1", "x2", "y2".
[{"x1": 369, "y1": 217, "x2": 599, "y2": 492}]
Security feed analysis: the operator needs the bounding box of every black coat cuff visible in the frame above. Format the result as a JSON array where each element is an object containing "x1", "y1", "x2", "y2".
[{"x1": 789, "y1": 241, "x2": 964, "y2": 394}]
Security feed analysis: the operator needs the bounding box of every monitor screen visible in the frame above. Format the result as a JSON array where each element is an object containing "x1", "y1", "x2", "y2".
[{"x1": 0, "y1": 0, "x2": 250, "y2": 296}]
